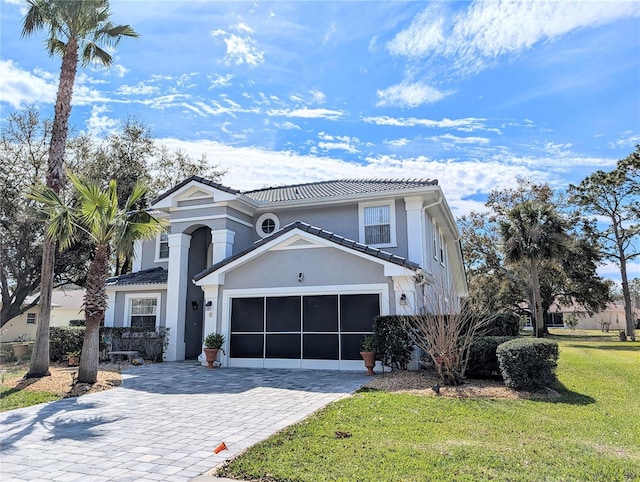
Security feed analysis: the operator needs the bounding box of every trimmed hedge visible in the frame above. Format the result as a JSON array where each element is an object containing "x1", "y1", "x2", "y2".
[
  {"x1": 49, "y1": 326, "x2": 169, "y2": 362},
  {"x1": 497, "y1": 338, "x2": 559, "y2": 390},
  {"x1": 466, "y1": 336, "x2": 518, "y2": 379},
  {"x1": 373, "y1": 316, "x2": 414, "y2": 370},
  {"x1": 484, "y1": 312, "x2": 520, "y2": 336},
  {"x1": 50, "y1": 327, "x2": 86, "y2": 361}
]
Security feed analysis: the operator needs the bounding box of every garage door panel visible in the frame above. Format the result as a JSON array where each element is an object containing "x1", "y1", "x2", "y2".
[
  {"x1": 340, "y1": 294, "x2": 380, "y2": 332},
  {"x1": 266, "y1": 296, "x2": 301, "y2": 332},
  {"x1": 303, "y1": 295, "x2": 338, "y2": 332},
  {"x1": 266, "y1": 334, "x2": 301, "y2": 359},
  {"x1": 230, "y1": 334, "x2": 264, "y2": 358},
  {"x1": 303, "y1": 334, "x2": 339, "y2": 360},
  {"x1": 231, "y1": 298, "x2": 264, "y2": 332},
  {"x1": 341, "y1": 334, "x2": 367, "y2": 360}
]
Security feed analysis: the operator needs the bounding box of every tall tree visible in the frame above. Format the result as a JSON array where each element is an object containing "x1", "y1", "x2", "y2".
[
  {"x1": 0, "y1": 107, "x2": 91, "y2": 326},
  {"x1": 22, "y1": 0, "x2": 138, "y2": 377},
  {"x1": 499, "y1": 201, "x2": 569, "y2": 338},
  {"x1": 30, "y1": 172, "x2": 164, "y2": 383},
  {"x1": 569, "y1": 148, "x2": 640, "y2": 340}
]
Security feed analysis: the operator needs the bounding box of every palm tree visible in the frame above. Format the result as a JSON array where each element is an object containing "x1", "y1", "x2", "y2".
[
  {"x1": 499, "y1": 201, "x2": 567, "y2": 338},
  {"x1": 30, "y1": 172, "x2": 165, "y2": 383},
  {"x1": 22, "y1": 0, "x2": 138, "y2": 378}
]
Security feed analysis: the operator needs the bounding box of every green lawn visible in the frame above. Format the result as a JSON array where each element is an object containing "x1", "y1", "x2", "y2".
[
  {"x1": 218, "y1": 335, "x2": 640, "y2": 482},
  {"x1": 0, "y1": 367, "x2": 61, "y2": 412}
]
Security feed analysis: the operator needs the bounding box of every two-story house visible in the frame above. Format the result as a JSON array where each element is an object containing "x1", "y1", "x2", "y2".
[{"x1": 105, "y1": 176, "x2": 467, "y2": 370}]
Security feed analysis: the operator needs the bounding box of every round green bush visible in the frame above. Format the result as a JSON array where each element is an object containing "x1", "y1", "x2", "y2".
[{"x1": 496, "y1": 338, "x2": 559, "y2": 390}]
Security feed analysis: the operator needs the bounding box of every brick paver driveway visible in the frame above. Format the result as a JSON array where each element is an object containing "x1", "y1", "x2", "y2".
[{"x1": 0, "y1": 362, "x2": 369, "y2": 481}]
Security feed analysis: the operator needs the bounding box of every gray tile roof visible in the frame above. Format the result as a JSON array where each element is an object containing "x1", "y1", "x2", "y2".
[
  {"x1": 243, "y1": 178, "x2": 438, "y2": 203},
  {"x1": 194, "y1": 221, "x2": 419, "y2": 282},
  {"x1": 106, "y1": 267, "x2": 168, "y2": 287},
  {"x1": 151, "y1": 175, "x2": 240, "y2": 205}
]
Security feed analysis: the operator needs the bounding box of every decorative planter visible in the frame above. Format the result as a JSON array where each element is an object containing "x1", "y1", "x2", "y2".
[
  {"x1": 12, "y1": 343, "x2": 29, "y2": 363},
  {"x1": 203, "y1": 348, "x2": 220, "y2": 369},
  {"x1": 359, "y1": 351, "x2": 376, "y2": 376},
  {"x1": 434, "y1": 354, "x2": 457, "y2": 366}
]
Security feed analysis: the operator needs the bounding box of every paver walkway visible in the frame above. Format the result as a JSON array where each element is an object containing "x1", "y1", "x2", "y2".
[{"x1": 0, "y1": 362, "x2": 369, "y2": 481}]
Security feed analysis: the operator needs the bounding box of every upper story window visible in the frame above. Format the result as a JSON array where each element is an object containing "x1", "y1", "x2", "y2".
[
  {"x1": 27, "y1": 313, "x2": 36, "y2": 324},
  {"x1": 359, "y1": 201, "x2": 396, "y2": 248},
  {"x1": 256, "y1": 213, "x2": 280, "y2": 238},
  {"x1": 156, "y1": 232, "x2": 169, "y2": 261}
]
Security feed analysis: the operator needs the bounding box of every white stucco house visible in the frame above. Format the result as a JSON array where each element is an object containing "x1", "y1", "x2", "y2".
[{"x1": 104, "y1": 177, "x2": 467, "y2": 370}]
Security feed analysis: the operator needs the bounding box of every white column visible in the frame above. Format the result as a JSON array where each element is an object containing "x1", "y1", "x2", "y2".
[
  {"x1": 404, "y1": 197, "x2": 424, "y2": 267},
  {"x1": 199, "y1": 285, "x2": 221, "y2": 366},
  {"x1": 211, "y1": 229, "x2": 235, "y2": 264},
  {"x1": 393, "y1": 275, "x2": 420, "y2": 369},
  {"x1": 165, "y1": 232, "x2": 191, "y2": 361},
  {"x1": 132, "y1": 240, "x2": 143, "y2": 272}
]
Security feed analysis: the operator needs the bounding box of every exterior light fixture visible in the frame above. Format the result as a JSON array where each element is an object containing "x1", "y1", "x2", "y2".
[
  {"x1": 399, "y1": 294, "x2": 407, "y2": 306},
  {"x1": 192, "y1": 301, "x2": 198, "y2": 310}
]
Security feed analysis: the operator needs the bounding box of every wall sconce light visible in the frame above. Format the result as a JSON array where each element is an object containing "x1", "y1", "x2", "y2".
[
  {"x1": 399, "y1": 293, "x2": 407, "y2": 306},
  {"x1": 191, "y1": 300, "x2": 198, "y2": 311},
  {"x1": 298, "y1": 272, "x2": 304, "y2": 282},
  {"x1": 205, "y1": 300, "x2": 213, "y2": 311}
]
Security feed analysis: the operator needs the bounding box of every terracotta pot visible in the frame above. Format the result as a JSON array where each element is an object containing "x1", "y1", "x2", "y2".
[
  {"x1": 68, "y1": 356, "x2": 80, "y2": 367},
  {"x1": 360, "y1": 351, "x2": 376, "y2": 376},
  {"x1": 12, "y1": 343, "x2": 29, "y2": 363},
  {"x1": 203, "y1": 348, "x2": 220, "y2": 368}
]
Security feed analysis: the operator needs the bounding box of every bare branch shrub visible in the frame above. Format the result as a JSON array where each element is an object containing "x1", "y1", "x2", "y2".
[{"x1": 400, "y1": 281, "x2": 495, "y2": 385}]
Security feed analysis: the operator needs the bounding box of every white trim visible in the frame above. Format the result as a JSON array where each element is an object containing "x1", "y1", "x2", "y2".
[
  {"x1": 195, "y1": 228, "x2": 416, "y2": 286},
  {"x1": 124, "y1": 292, "x2": 161, "y2": 328},
  {"x1": 168, "y1": 213, "x2": 253, "y2": 228},
  {"x1": 358, "y1": 200, "x2": 397, "y2": 248},
  {"x1": 106, "y1": 284, "x2": 167, "y2": 293},
  {"x1": 256, "y1": 213, "x2": 280, "y2": 238},
  {"x1": 132, "y1": 240, "x2": 143, "y2": 272},
  {"x1": 152, "y1": 181, "x2": 236, "y2": 210}
]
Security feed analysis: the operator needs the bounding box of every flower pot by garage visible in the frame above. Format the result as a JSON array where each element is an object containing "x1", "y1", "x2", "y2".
[
  {"x1": 203, "y1": 348, "x2": 220, "y2": 368},
  {"x1": 360, "y1": 351, "x2": 376, "y2": 376}
]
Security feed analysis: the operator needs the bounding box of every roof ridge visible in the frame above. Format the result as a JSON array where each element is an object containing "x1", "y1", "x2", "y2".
[{"x1": 242, "y1": 177, "x2": 437, "y2": 194}]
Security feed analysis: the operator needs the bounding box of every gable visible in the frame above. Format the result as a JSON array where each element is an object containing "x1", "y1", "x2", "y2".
[{"x1": 152, "y1": 179, "x2": 237, "y2": 210}]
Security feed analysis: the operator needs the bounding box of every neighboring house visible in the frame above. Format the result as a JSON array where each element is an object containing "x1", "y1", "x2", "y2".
[
  {"x1": 0, "y1": 289, "x2": 85, "y2": 342},
  {"x1": 105, "y1": 177, "x2": 467, "y2": 370},
  {"x1": 551, "y1": 300, "x2": 640, "y2": 331}
]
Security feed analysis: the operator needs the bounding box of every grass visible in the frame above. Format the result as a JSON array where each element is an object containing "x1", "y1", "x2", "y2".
[
  {"x1": 218, "y1": 333, "x2": 640, "y2": 482},
  {"x1": 0, "y1": 367, "x2": 60, "y2": 412}
]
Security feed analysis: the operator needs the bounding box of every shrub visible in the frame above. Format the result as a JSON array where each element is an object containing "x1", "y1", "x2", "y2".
[
  {"x1": 466, "y1": 336, "x2": 518, "y2": 379},
  {"x1": 49, "y1": 327, "x2": 85, "y2": 362},
  {"x1": 101, "y1": 327, "x2": 169, "y2": 362},
  {"x1": 496, "y1": 338, "x2": 559, "y2": 390},
  {"x1": 373, "y1": 316, "x2": 414, "y2": 370},
  {"x1": 484, "y1": 312, "x2": 520, "y2": 336},
  {"x1": 69, "y1": 319, "x2": 85, "y2": 327}
]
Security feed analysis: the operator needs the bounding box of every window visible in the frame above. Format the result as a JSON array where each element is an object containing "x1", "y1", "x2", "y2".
[
  {"x1": 27, "y1": 313, "x2": 36, "y2": 324},
  {"x1": 256, "y1": 213, "x2": 280, "y2": 238},
  {"x1": 127, "y1": 295, "x2": 160, "y2": 330},
  {"x1": 439, "y1": 231, "x2": 445, "y2": 265},
  {"x1": 432, "y1": 218, "x2": 438, "y2": 260},
  {"x1": 359, "y1": 202, "x2": 396, "y2": 247},
  {"x1": 156, "y1": 233, "x2": 169, "y2": 261}
]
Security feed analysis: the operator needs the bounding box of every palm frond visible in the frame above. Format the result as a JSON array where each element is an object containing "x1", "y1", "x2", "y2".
[
  {"x1": 27, "y1": 183, "x2": 78, "y2": 250},
  {"x1": 21, "y1": 0, "x2": 46, "y2": 37}
]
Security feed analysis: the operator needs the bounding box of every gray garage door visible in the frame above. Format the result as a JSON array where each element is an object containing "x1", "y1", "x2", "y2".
[{"x1": 229, "y1": 294, "x2": 380, "y2": 362}]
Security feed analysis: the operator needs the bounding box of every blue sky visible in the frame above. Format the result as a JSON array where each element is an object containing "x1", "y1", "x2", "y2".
[{"x1": 1, "y1": 0, "x2": 639, "y2": 279}]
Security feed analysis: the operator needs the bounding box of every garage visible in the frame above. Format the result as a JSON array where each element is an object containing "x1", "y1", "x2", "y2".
[{"x1": 228, "y1": 293, "x2": 380, "y2": 369}]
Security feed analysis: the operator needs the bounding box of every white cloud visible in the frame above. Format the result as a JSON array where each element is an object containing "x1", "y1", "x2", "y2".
[
  {"x1": 85, "y1": 104, "x2": 118, "y2": 137},
  {"x1": 212, "y1": 28, "x2": 265, "y2": 67},
  {"x1": 608, "y1": 131, "x2": 640, "y2": 149},
  {"x1": 267, "y1": 107, "x2": 346, "y2": 120},
  {"x1": 376, "y1": 81, "x2": 452, "y2": 108},
  {"x1": 363, "y1": 115, "x2": 491, "y2": 132},
  {"x1": 234, "y1": 23, "x2": 255, "y2": 34},
  {"x1": 388, "y1": 1, "x2": 640, "y2": 76},
  {"x1": 318, "y1": 142, "x2": 360, "y2": 154},
  {"x1": 385, "y1": 138, "x2": 409, "y2": 147},
  {"x1": 117, "y1": 82, "x2": 159, "y2": 96},
  {"x1": 310, "y1": 89, "x2": 326, "y2": 104},
  {"x1": 0, "y1": 60, "x2": 56, "y2": 108},
  {"x1": 208, "y1": 74, "x2": 233, "y2": 89},
  {"x1": 430, "y1": 134, "x2": 490, "y2": 145}
]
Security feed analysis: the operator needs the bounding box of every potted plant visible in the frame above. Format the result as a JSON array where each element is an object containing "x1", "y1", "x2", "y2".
[
  {"x1": 360, "y1": 335, "x2": 377, "y2": 376},
  {"x1": 67, "y1": 350, "x2": 81, "y2": 367},
  {"x1": 203, "y1": 333, "x2": 225, "y2": 368}
]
